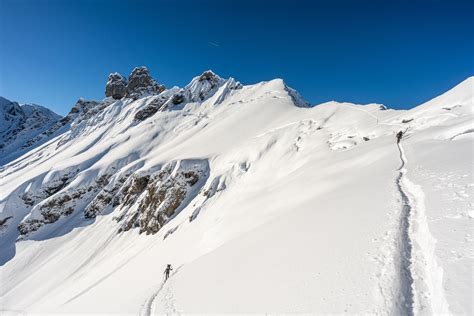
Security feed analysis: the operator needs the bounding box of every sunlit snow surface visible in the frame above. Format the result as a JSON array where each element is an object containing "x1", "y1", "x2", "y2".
[{"x1": 0, "y1": 76, "x2": 472, "y2": 314}]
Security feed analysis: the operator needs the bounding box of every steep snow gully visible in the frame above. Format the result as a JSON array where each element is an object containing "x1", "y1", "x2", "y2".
[{"x1": 395, "y1": 137, "x2": 450, "y2": 315}]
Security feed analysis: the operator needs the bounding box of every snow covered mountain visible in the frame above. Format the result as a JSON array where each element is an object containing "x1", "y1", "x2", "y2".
[
  {"x1": 0, "y1": 68, "x2": 472, "y2": 314},
  {"x1": 0, "y1": 97, "x2": 61, "y2": 165}
]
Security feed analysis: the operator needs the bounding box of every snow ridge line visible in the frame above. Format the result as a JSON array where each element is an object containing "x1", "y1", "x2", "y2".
[{"x1": 395, "y1": 141, "x2": 450, "y2": 315}]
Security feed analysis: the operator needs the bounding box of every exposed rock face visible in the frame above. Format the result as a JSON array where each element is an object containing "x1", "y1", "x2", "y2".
[
  {"x1": 104, "y1": 67, "x2": 166, "y2": 100},
  {"x1": 84, "y1": 175, "x2": 127, "y2": 219},
  {"x1": 105, "y1": 73, "x2": 127, "y2": 99},
  {"x1": 121, "y1": 175, "x2": 151, "y2": 207},
  {"x1": 116, "y1": 160, "x2": 209, "y2": 235},
  {"x1": 17, "y1": 172, "x2": 111, "y2": 236},
  {"x1": 18, "y1": 173, "x2": 78, "y2": 235},
  {"x1": 133, "y1": 88, "x2": 181, "y2": 121},
  {"x1": 134, "y1": 96, "x2": 168, "y2": 121},
  {"x1": 199, "y1": 70, "x2": 217, "y2": 82},
  {"x1": 126, "y1": 67, "x2": 165, "y2": 99},
  {"x1": 171, "y1": 93, "x2": 185, "y2": 105},
  {"x1": 16, "y1": 159, "x2": 210, "y2": 237},
  {"x1": 69, "y1": 98, "x2": 100, "y2": 117}
]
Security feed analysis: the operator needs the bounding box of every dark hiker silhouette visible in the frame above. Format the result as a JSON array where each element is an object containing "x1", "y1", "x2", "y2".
[
  {"x1": 396, "y1": 130, "x2": 403, "y2": 143},
  {"x1": 164, "y1": 264, "x2": 173, "y2": 281}
]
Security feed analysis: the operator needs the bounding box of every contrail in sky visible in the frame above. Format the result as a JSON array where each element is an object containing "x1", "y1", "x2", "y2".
[{"x1": 208, "y1": 41, "x2": 220, "y2": 47}]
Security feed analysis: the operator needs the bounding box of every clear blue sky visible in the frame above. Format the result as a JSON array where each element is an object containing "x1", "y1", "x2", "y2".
[{"x1": 1, "y1": 0, "x2": 473, "y2": 115}]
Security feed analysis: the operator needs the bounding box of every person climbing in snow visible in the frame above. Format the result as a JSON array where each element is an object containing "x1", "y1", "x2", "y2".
[
  {"x1": 396, "y1": 130, "x2": 404, "y2": 143},
  {"x1": 164, "y1": 264, "x2": 173, "y2": 281}
]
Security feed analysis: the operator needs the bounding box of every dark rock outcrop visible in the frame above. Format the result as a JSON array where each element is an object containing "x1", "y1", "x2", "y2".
[
  {"x1": 171, "y1": 93, "x2": 185, "y2": 105},
  {"x1": 104, "y1": 67, "x2": 165, "y2": 100},
  {"x1": 121, "y1": 175, "x2": 151, "y2": 207},
  {"x1": 84, "y1": 175, "x2": 127, "y2": 219},
  {"x1": 199, "y1": 70, "x2": 218, "y2": 82},
  {"x1": 133, "y1": 96, "x2": 168, "y2": 121},
  {"x1": 116, "y1": 160, "x2": 209, "y2": 235},
  {"x1": 126, "y1": 67, "x2": 165, "y2": 99},
  {"x1": 17, "y1": 172, "x2": 110, "y2": 236},
  {"x1": 105, "y1": 73, "x2": 127, "y2": 99},
  {"x1": 133, "y1": 89, "x2": 182, "y2": 121}
]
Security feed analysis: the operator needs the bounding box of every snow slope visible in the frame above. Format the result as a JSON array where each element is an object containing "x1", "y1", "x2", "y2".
[{"x1": 0, "y1": 72, "x2": 472, "y2": 314}]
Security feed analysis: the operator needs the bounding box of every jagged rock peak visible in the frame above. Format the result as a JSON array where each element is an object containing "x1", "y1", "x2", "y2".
[
  {"x1": 105, "y1": 73, "x2": 127, "y2": 99},
  {"x1": 126, "y1": 66, "x2": 165, "y2": 99},
  {"x1": 198, "y1": 70, "x2": 220, "y2": 82},
  {"x1": 69, "y1": 98, "x2": 100, "y2": 115},
  {"x1": 104, "y1": 66, "x2": 165, "y2": 100}
]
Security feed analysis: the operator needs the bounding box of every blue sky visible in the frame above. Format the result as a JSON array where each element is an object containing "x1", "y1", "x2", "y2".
[{"x1": 1, "y1": 0, "x2": 473, "y2": 115}]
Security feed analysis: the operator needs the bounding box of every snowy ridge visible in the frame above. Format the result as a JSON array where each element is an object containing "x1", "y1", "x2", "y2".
[
  {"x1": 0, "y1": 96, "x2": 61, "y2": 165},
  {"x1": 0, "y1": 72, "x2": 472, "y2": 314}
]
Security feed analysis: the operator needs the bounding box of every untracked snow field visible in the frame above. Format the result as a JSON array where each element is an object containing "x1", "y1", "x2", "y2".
[{"x1": 0, "y1": 75, "x2": 472, "y2": 314}]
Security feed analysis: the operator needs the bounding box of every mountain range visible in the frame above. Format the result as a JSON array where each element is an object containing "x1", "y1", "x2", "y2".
[{"x1": 0, "y1": 67, "x2": 472, "y2": 314}]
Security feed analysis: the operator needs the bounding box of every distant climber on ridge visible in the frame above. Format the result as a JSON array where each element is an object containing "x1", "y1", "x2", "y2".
[
  {"x1": 164, "y1": 264, "x2": 173, "y2": 281},
  {"x1": 396, "y1": 130, "x2": 404, "y2": 143}
]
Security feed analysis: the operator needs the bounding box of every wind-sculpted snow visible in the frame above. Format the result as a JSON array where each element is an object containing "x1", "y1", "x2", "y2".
[{"x1": 0, "y1": 72, "x2": 472, "y2": 314}]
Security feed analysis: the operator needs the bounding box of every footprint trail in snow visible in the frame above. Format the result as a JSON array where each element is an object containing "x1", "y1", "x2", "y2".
[
  {"x1": 139, "y1": 266, "x2": 182, "y2": 316},
  {"x1": 395, "y1": 140, "x2": 450, "y2": 315}
]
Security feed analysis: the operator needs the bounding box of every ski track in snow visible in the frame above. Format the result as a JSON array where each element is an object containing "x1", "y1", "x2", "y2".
[
  {"x1": 394, "y1": 140, "x2": 450, "y2": 315},
  {"x1": 395, "y1": 143, "x2": 415, "y2": 315},
  {"x1": 140, "y1": 281, "x2": 166, "y2": 316},
  {"x1": 140, "y1": 266, "x2": 182, "y2": 316}
]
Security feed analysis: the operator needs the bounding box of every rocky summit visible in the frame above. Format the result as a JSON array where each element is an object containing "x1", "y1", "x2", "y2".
[
  {"x1": 104, "y1": 66, "x2": 166, "y2": 100},
  {"x1": 105, "y1": 73, "x2": 127, "y2": 99}
]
